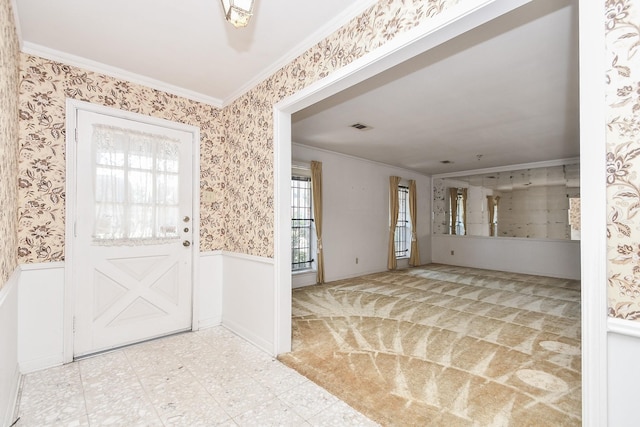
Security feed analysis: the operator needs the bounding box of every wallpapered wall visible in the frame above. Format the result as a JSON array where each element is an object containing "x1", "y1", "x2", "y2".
[
  {"x1": 0, "y1": 0, "x2": 20, "y2": 287},
  {"x1": 223, "y1": 0, "x2": 460, "y2": 256},
  {"x1": 17, "y1": 55, "x2": 225, "y2": 263},
  {"x1": 606, "y1": 0, "x2": 640, "y2": 320},
  {"x1": 15, "y1": 0, "x2": 635, "y2": 325},
  {"x1": 16, "y1": 0, "x2": 460, "y2": 262}
]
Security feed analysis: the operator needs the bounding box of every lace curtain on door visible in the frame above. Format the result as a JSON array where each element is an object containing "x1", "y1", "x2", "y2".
[{"x1": 92, "y1": 124, "x2": 181, "y2": 246}]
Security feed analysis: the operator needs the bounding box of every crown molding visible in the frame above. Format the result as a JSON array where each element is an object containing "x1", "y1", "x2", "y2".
[
  {"x1": 221, "y1": 0, "x2": 380, "y2": 106},
  {"x1": 21, "y1": 42, "x2": 224, "y2": 109},
  {"x1": 292, "y1": 142, "x2": 432, "y2": 178},
  {"x1": 14, "y1": 0, "x2": 377, "y2": 109},
  {"x1": 432, "y1": 157, "x2": 580, "y2": 179}
]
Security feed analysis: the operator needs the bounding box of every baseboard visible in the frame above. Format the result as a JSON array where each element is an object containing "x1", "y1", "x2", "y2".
[
  {"x1": 327, "y1": 267, "x2": 390, "y2": 283},
  {"x1": 18, "y1": 356, "x2": 64, "y2": 375},
  {"x1": 198, "y1": 316, "x2": 222, "y2": 330},
  {"x1": 222, "y1": 318, "x2": 273, "y2": 356}
]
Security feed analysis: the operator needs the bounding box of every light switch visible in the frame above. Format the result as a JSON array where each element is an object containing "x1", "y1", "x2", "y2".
[{"x1": 202, "y1": 190, "x2": 216, "y2": 203}]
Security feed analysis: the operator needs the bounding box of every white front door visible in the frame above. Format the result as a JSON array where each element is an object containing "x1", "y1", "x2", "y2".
[{"x1": 73, "y1": 109, "x2": 194, "y2": 357}]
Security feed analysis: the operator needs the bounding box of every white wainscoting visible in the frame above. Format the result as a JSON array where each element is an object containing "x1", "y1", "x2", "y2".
[
  {"x1": 608, "y1": 318, "x2": 640, "y2": 427},
  {"x1": 17, "y1": 252, "x2": 223, "y2": 373},
  {"x1": 292, "y1": 271, "x2": 316, "y2": 289},
  {"x1": 221, "y1": 252, "x2": 275, "y2": 355},
  {"x1": 18, "y1": 262, "x2": 65, "y2": 373},
  {"x1": 15, "y1": 251, "x2": 272, "y2": 373},
  {"x1": 198, "y1": 251, "x2": 223, "y2": 329},
  {"x1": 0, "y1": 268, "x2": 20, "y2": 427},
  {"x1": 431, "y1": 234, "x2": 581, "y2": 280}
]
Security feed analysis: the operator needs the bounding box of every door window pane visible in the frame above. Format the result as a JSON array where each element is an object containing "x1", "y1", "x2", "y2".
[{"x1": 92, "y1": 125, "x2": 181, "y2": 245}]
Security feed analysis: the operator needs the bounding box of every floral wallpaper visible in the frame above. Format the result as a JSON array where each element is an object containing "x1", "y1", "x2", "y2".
[
  {"x1": 17, "y1": 0, "x2": 459, "y2": 262},
  {"x1": 223, "y1": 0, "x2": 459, "y2": 256},
  {"x1": 606, "y1": 0, "x2": 640, "y2": 320},
  {"x1": 18, "y1": 55, "x2": 225, "y2": 263},
  {"x1": 0, "y1": 0, "x2": 20, "y2": 287}
]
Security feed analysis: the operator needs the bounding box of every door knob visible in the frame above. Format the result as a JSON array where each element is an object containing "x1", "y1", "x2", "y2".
[
  {"x1": 183, "y1": 216, "x2": 190, "y2": 223},
  {"x1": 183, "y1": 240, "x2": 191, "y2": 247}
]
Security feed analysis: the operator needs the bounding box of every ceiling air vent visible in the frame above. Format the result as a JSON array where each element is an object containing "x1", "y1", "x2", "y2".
[
  {"x1": 350, "y1": 123, "x2": 372, "y2": 131},
  {"x1": 440, "y1": 160, "x2": 453, "y2": 164}
]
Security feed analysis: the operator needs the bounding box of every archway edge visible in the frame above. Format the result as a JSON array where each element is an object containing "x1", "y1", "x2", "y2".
[{"x1": 273, "y1": 0, "x2": 606, "y2": 425}]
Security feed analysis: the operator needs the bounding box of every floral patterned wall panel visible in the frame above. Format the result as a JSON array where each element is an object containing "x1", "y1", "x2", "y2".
[
  {"x1": 18, "y1": 54, "x2": 225, "y2": 263},
  {"x1": 223, "y1": 0, "x2": 459, "y2": 257},
  {"x1": 606, "y1": 0, "x2": 640, "y2": 320},
  {"x1": 0, "y1": 0, "x2": 20, "y2": 285}
]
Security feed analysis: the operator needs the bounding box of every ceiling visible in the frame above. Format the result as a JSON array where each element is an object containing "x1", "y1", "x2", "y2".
[
  {"x1": 14, "y1": 0, "x2": 377, "y2": 105},
  {"x1": 14, "y1": 0, "x2": 579, "y2": 177},
  {"x1": 292, "y1": 0, "x2": 580, "y2": 175}
]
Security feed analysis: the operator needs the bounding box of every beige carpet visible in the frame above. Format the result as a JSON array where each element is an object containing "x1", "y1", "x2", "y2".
[{"x1": 279, "y1": 264, "x2": 581, "y2": 426}]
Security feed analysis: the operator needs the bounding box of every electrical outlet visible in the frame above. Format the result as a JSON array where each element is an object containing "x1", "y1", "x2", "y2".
[{"x1": 451, "y1": 250, "x2": 455, "y2": 255}]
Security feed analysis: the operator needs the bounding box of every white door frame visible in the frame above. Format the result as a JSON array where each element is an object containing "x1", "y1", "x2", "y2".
[
  {"x1": 274, "y1": 0, "x2": 607, "y2": 424},
  {"x1": 64, "y1": 99, "x2": 201, "y2": 362}
]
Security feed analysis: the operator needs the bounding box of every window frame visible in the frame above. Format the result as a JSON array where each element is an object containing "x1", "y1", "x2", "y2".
[
  {"x1": 395, "y1": 185, "x2": 411, "y2": 259},
  {"x1": 291, "y1": 174, "x2": 315, "y2": 272}
]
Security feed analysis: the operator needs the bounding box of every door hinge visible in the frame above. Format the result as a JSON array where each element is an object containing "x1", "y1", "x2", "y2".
[
  {"x1": 75, "y1": 128, "x2": 78, "y2": 143},
  {"x1": 72, "y1": 316, "x2": 76, "y2": 333},
  {"x1": 74, "y1": 221, "x2": 77, "y2": 237}
]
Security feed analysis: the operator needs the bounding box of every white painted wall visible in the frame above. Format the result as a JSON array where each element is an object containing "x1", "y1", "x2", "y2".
[
  {"x1": 431, "y1": 234, "x2": 580, "y2": 280},
  {"x1": 18, "y1": 263, "x2": 65, "y2": 373},
  {"x1": 198, "y1": 252, "x2": 223, "y2": 329},
  {"x1": 292, "y1": 271, "x2": 316, "y2": 289},
  {"x1": 221, "y1": 252, "x2": 275, "y2": 354},
  {"x1": 0, "y1": 269, "x2": 20, "y2": 427},
  {"x1": 292, "y1": 144, "x2": 432, "y2": 286},
  {"x1": 608, "y1": 319, "x2": 640, "y2": 427}
]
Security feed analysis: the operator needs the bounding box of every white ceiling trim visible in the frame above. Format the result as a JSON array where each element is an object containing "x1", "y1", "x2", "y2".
[
  {"x1": 221, "y1": 0, "x2": 380, "y2": 106},
  {"x1": 21, "y1": 42, "x2": 224, "y2": 108},
  {"x1": 293, "y1": 142, "x2": 431, "y2": 177},
  {"x1": 432, "y1": 157, "x2": 580, "y2": 179}
]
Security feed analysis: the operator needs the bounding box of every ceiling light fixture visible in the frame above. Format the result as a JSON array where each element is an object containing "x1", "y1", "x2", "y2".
[
  {"x1": 350, "y1": 123, "x2": 372, "y2": 131},
  {"x1": 220, "y1": 0, "x2": 255, "y2": 28}
]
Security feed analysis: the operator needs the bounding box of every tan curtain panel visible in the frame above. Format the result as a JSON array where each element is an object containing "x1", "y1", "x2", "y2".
[
  {"x1": 408, "y1": 180, "x2": 420, "y2": 267},
  {"x1": 494, "y1": 196, "x2": 500, "y2": 236},
  {"x1": 311, "y1": 161, "x2": 325, "y2": 284},
  {"x1": 449, "y1": 187, "x2": 458, "y2": 235},
  {"x1": 388, "y1": 176, "x2": 401, "y2": 270},
  {"x1": 461, "y1": 188, "x2": 468, "y2": 236},
  {"x1": 487, "y1": 195, "x2": 495, "y2": 236}
]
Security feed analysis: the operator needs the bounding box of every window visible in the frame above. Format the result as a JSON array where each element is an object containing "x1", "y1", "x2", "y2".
[
  {"x1": 395, "y1": 185, "x2": 411, "y2": 258},
  {"x1": 92, "y1": 125, "x2": 181, "y2": 244},
  {"x1": 455, "y1": 193, "x2": 466, "y2": 236},
  {"x1": 291, "y1": 176, "x2": 314, "y2": 271}
]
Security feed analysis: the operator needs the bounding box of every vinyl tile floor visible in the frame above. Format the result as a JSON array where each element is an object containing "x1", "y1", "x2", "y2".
[{"x1": 12, "y1": 326, "x2": 378, "y2": 426}]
